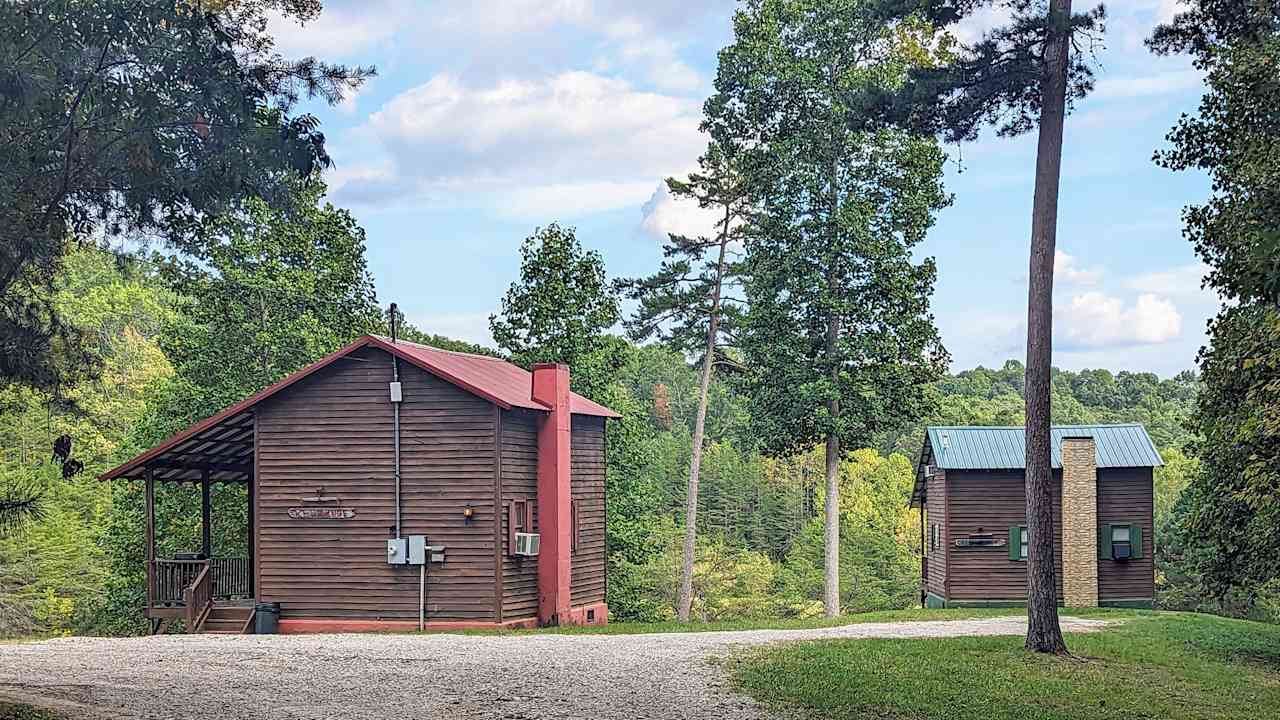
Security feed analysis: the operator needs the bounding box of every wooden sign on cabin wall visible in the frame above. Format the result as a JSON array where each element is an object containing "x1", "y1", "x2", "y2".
[
  {"x1": 288, "y1": 491, "x2": 355, "y2": 519},
  {"x1": 287, "y1": 507, "x2": 357, "y2": 520}
]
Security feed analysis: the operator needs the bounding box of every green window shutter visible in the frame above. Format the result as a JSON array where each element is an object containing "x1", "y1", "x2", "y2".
[
  {"x1": 1131, "y1": 523, "x2": 1143, "y2": 559},
  {"x1": 1009, "y1": 526, "x2": 1020, "y2": 560},
  {"x1": 1099, "y1": 524, "x2": 1113, "y2": 560}
]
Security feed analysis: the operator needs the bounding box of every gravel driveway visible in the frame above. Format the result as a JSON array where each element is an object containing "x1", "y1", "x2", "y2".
[{"x1": 0, "y1": 616, "x2": 1109, "y2": 720}]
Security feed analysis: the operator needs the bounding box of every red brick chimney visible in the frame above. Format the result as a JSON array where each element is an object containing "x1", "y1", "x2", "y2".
[{"x1": 531, "y1": 363, "x2": 572, "y2": 625}]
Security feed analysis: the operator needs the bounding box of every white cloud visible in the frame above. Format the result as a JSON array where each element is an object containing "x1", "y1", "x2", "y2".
[
  {"x1": 1057, "y1": 291, "x2": 1182, "y2": 349},
  {"x1": 353, "y1": 71, "x2": 705, "y2": 214},
  {"x1": 266, "y1": 1, "x2": 406, "y2": 58},
  {"x1": 638, "y1": 181, "x2": 723, "y2": 241},
  {"x1": 500, "y1": 180, "x2": 658, "y2": 220},
  {"x1": 1055, "y1": 250, "x2": 1102, "y2": 286},
  {"x1": 949, "y1": 5, "x2": 1016, "y2": 45}
]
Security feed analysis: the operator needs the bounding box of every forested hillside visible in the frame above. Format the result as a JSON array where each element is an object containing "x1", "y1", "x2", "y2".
[{"x1": 0, "y1": 246, "x2": 1202, "y2": 635}]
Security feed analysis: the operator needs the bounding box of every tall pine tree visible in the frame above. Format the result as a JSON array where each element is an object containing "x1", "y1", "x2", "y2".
[
  {"x1": 899, "y1": 0, "x2": 1105, "y2": 653},
  {"x1": 618, "y1": 142, "x2": 749, "y2": 622}
]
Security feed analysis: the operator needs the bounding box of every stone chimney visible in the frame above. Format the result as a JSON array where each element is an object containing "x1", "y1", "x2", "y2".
[
  {"x1": 1060, "y1": 436, "x2": 1098, "y2": 607},
  {"x1": 531, "y1": 363, "x2": 572, "y2": 625}
]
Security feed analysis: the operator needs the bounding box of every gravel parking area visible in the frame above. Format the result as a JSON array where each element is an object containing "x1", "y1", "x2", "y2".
[{"x1": 0, "y1": 616, "x2": 1109, "y2": 720}]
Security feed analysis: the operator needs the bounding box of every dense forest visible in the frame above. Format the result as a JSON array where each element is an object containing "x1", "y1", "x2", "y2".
[{"x1": 0, "y1": 243, "x2": 1204, "y2": 636}]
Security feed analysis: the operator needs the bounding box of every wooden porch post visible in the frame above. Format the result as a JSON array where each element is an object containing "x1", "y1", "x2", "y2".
[
  {"x1": 201, "y1": 468, "x2": 212, "y2": 559},
  {"x1": 145, "y1": 467, "x2": 156, "y2": 613}
]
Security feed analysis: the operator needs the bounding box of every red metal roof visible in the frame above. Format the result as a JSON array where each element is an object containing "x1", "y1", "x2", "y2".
[
  {"x1": 365, "y1": 336, "x2": 620, "y2": 418},
  {"x1": 99, "y1": 335, "x2": 619, "y2": 481}
]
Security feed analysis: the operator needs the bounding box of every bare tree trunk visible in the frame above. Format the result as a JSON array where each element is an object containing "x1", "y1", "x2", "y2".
[
  {"x1": 824, "y1": 423, "x2": 841, "y2": 617},
  {"x1": 1024, "y1": 0, "x2": 1071, "y2": 655},
  {"x1": 676, "y1": 209, "x2": 732, "y2": 622}
]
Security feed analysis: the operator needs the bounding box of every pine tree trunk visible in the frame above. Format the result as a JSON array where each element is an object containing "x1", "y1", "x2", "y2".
[
  {"x1": 676, "y1": 209, "x2": 732, "y2": 622},
  {"x1": 1024, "y1": 0, "x2": 1071, "y2": 656}
]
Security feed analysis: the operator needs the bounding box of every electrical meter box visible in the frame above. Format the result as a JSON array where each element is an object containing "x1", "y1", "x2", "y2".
[
  {"x1": 407, "y1": 535, "x2": 427, "y2": 565},
  {"x1": 386, "y1": 537, "x2": 408, "y2": 565}
]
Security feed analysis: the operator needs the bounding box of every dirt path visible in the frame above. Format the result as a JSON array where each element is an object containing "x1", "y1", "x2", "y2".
[{"x1": 0, "y1": 616, "x2": 1110, "y2": 720}]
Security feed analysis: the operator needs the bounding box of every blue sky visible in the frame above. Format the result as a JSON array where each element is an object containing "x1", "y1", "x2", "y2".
[{"x1": 268, "y1": 0, "x2": 1214, "y2": 377}]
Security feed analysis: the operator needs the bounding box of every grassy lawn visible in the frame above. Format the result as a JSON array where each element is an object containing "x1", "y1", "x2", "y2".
[
  {"x1": 431, "y1": 607, "x2": 1036, "y2": 636},
  {"x1": 732, "y1": 611, "x2": 1280, "y2": 719},
  {"x1": 432, "y1": 607, "x2": 1128, "y2": 636}
]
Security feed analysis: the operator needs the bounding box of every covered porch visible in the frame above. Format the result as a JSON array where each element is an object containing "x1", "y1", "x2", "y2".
[{"x1": 104, "y1": 408, "x2": 257, "y2": 633}]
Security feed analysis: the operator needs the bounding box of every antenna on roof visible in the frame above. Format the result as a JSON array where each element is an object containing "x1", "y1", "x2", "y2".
[{"x1": 389, "y1": 303, "x2": 398, "y2": 344}]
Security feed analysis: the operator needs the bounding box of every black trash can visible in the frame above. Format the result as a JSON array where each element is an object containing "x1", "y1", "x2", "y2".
[{"x1": 255, "y1": 602, "x2": 280, "y2": 634}]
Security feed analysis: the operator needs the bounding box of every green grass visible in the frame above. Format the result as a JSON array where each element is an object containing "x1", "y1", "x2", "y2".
[
  {"x1": 732, "y1": 610, "x2": 1280, "y2": 720},
  {"x1": 427, "y1": 607, "x2": 1128, "y2": 636}
]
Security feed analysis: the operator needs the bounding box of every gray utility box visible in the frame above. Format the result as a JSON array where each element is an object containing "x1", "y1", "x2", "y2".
[
  {"x1": 408, "y1": 535, "x2": 427, "y2": 565},
  {"x1": 388, "y1": 536, "x2": 440, "y2": 565},
  {"x1": 387, "y1": 537, "x2": 408, "y2": 565}
]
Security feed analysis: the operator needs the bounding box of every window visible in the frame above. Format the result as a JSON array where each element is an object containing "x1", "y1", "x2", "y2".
[
  {"x1": 1100, "y1": 523, "x2": 1143, "y2": 560},
  {"x1": 1009, "y1": 526, "x2": 1029, "y2": 561},
  {"x1": 508, "y1": 500, "x2": 535, "y2": 557},
  {"x1": 930, "y1": 524, "x2": 940, "y2": 553},
  {"x1": 1112, "y1": 524, "x2": 1133, "y2": 560},
  {"x1": 570, "y1": 499, "x2": 580, "y2": 554}
]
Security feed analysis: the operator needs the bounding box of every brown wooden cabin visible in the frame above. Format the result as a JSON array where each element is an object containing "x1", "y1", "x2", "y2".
[
  {"x1": 100, "y1": 335, "x2": 619, "y2": 634},
  {"x1": 911, "y1": 424, "x2": 1161, "y2": 609}
]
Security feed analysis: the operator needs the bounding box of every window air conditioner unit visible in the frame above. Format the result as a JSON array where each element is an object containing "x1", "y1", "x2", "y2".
[{"x1": 514, "y1": 532, "x2": 540, "y2": 557}]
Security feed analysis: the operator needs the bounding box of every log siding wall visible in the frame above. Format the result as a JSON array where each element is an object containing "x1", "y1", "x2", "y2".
[
  {"x1": 570, "y1": 415, "x2": 607, "y2": 605},
  {"x1": 939, "y1": 468, "x2": 1154, "y2": 603},
  {"x1": 255, "y1": 346, "x2": 497, "y2": 621},
  {"x1": 1097, "y1": 467, "x2": 1155, "y2": 602},
  {"x1": 499, "y1": 408, "x2": 540, "y2": 619},
  {"x1": 946, "y1": 469, "x2": 1064, "y2": 601},
  {"x1": 924, "y1": 471, "x2": 946, "y2": 599}
]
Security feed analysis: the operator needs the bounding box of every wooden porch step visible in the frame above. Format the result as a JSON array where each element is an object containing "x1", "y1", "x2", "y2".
[
  {"x1": 197, "y1": 605, "x2": 255, "y2": 634},
  {"x1": 208, "y1": 606, "x2": 253, "y2": 621}
]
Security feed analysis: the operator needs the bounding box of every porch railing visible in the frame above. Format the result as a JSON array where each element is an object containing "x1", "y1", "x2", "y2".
[
  {"x1": 152, "y1": 557, "x2": 251, "y2": 606},
  {"x1": 210, "y1": 557, "x2": 252, "y2": 599}
]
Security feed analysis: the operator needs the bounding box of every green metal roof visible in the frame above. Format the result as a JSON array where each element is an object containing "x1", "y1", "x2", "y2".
[{"x1": 925, "y1": 424, "x2": 1164, "y2": 471}]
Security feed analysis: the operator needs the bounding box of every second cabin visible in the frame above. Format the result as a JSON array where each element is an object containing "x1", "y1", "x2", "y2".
[
  {"x1": 912, "y1": 424, "x2": 1162, "y2": 610},
  {"x1": 100, "y1": 335, "x2": 619, "y2": 633}
]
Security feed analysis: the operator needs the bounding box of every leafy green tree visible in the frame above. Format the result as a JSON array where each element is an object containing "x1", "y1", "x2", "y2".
[
  {"x1": 489, "y1": 223, "x2": 621, "y2": 398},
  {"x1": 140, "y1": 182, "x2": 381, "y2": 437},
  {"x1": 708, "y1": 0, "x2": 951, "y2": 617},
  {"x1": 0, "y1": 0, "x2": 372, "y2": 396},
  {"x1": 1150, "y1": 1, "x2": 1280, "y2": 614},
  {"x1": 619, "y1": 143, "x2": 749, "y2": 622}
]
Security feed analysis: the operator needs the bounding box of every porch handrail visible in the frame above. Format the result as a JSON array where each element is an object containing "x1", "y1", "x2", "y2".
[{"x1": 183, "y1": 563, "x2": 213, "y2": 631}]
